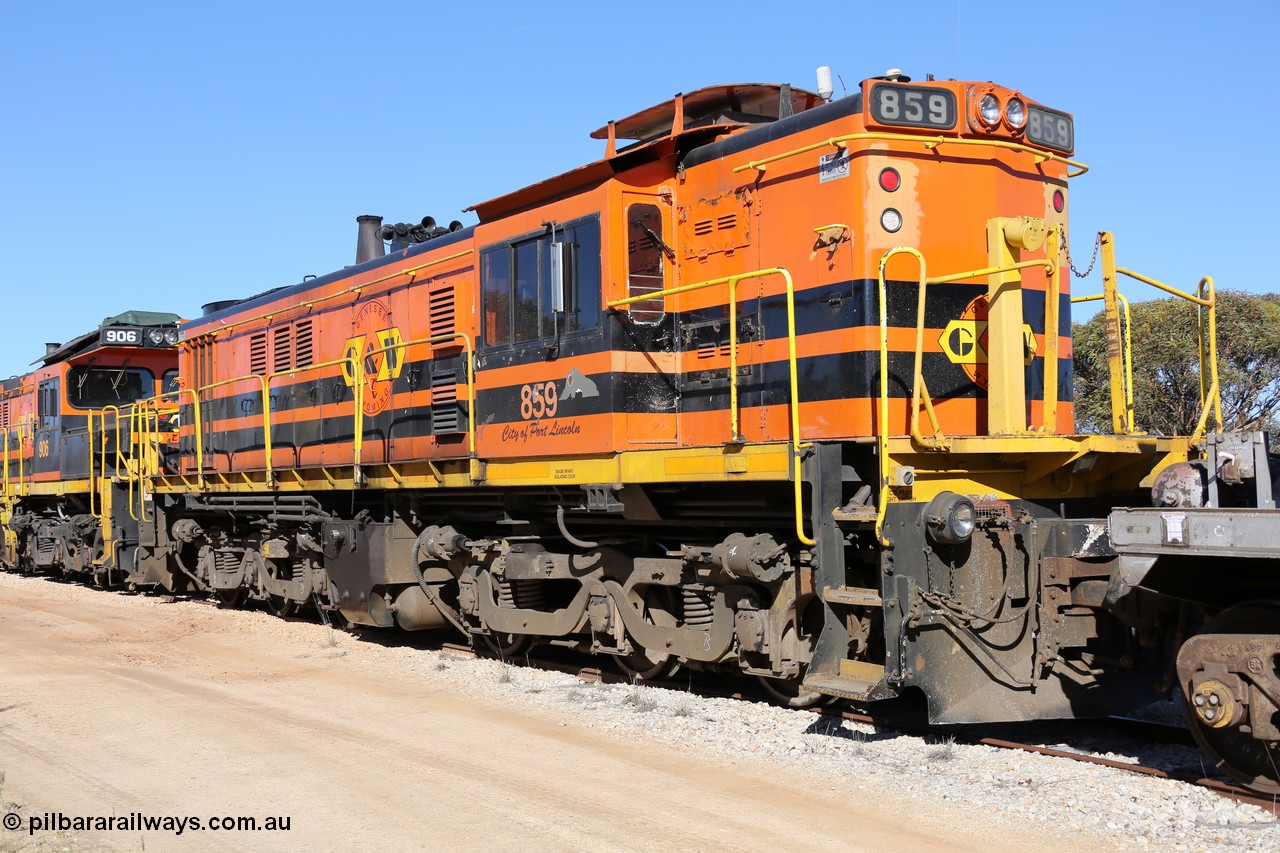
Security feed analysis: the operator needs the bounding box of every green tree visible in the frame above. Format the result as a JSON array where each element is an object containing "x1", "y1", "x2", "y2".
[{"x1": 1072, "y1": 290, "x2": 1280, "y2": 436}]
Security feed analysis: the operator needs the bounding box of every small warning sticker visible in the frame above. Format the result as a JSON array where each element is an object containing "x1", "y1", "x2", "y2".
[{"x1": 819, "y1": 150, "x2": 850, "y2": 183}]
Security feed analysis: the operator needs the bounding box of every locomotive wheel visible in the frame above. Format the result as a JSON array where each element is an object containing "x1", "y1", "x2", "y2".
[
  {"x1": 1180, "y1": 602, "x2": 1280, "y2": 795},
  {"x1": 615, "y1": 647, "x2": 680, "y2": 682},
  {"x1": 757, "y1": 672, "x2": 835, "y2": 709},
  {"x1": 215, "y1": 587, "x2": 249, "y2": 609},
  {"x1": 479, "y1": 631, "x2": 532, "y2": 659},
  {"x1": 615, "y1": 587, "x2": 681, "y2": 681},
  {"x1": 267, "y1": 595, "x2": 297, "y2": 618}
]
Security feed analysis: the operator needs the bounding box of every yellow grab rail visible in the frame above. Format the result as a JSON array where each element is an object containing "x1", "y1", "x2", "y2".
[
  {"x1": 733, "y1": 132, "x2": 1089, "y2": 179},
  {"x1": 171, "y1": 388, "x2": 203, "y2": 487},
  {"x1": 607, "y1": 267, "x2": 814, "y2": 546}
]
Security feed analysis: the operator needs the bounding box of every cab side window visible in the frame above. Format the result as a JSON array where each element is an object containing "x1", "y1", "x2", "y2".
[
  {"x1": 37, "y1": 378, "x2": 60, "y2": 427},
  {"x1": 627, "y1": 204, "x2": 666, "y2": 324},
  {"x1": 481, "y1": 216, "x2": 600, "y2": 347}
]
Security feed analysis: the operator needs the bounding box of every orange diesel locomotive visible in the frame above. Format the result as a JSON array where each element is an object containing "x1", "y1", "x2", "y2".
[
  {"x1": 6, "y1": 71, "x2": 1268, "y2": 789},
  {"x1": 1, "y1": 312, "x2": 180, "y2": 581}
]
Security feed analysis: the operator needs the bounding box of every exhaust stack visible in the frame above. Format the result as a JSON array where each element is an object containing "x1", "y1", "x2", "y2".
[{"x1": 356, "y1": 215, "x2": 385, "y2": 264}]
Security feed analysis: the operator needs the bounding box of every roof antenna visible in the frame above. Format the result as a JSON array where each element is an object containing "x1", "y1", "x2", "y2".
[{"x1": 837, "y1": 74, "x2": 848, "y2": 98}]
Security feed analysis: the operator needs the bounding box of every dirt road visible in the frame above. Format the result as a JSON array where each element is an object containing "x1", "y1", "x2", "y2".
[{"x1": 0, "y1": 572, "x2": 1097, "y2": 852}]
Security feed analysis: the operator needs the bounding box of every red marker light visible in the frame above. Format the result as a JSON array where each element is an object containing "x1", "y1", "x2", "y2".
[
  {"x1": 879, "y1": 168, "x2": 901, "y2": 192},
  {"x1": 1052, "y1": 189, "x2": 1065, "y2": 213}
]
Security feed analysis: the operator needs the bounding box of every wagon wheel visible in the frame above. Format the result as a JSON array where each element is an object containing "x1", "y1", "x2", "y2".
[{"x1": 1180, "y1": 601, "x2": 1280, "y2": 795}]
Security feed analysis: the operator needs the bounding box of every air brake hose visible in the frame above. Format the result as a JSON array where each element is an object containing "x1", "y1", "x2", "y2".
[{"x1": 556, "y1": 505, "x2": 599, "y2": 549}]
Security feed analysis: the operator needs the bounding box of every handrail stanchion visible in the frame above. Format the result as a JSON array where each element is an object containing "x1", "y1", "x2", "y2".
[
  {"x1": 1197, "y1": 276, "x2": 1222, "y2": 436},
  {"x1": 1042, "y1": 225, "x2": 1062, "y2": 434},
  {"x1": 1071, "y1": 293, "x2": 1136, "y2": 433}
]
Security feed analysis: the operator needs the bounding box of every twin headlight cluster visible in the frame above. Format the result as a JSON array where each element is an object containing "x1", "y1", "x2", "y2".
[
  {"x1": 147, "y1": 328, "x2": 180, "y2": 346},
  {"x1": 978, "y1": 93, "x2": 1027, "y2": 132},
  {"x1": 922, "y1": 491, "x2": 977, "y2": 546}
]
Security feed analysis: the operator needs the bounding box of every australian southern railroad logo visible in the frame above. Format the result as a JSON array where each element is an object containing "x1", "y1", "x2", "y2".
[
  {"x1": 939, "y1": 294, "x2": 1037, "y2": 389},
  {"x1": 341, "y1": 300, "x2": 404, "y2": 415}
]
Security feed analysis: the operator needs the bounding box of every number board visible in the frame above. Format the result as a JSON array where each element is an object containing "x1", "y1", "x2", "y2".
[
  {"x1": 869, "y1": 83, "x2": 957, "y2": 130},
  {"x1": 1026, "y1": 105, "x2": 1074, "y2": 153},
  {"x1": 100, "y1": 327, "x2": 142, "y2": 346}
]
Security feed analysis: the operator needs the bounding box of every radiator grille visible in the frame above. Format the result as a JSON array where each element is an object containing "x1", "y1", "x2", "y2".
[
  {"x1": 295, "y1": 320, "x2": 314, "y2": 368},
  {"x1": 431, "y1": 372, "x2": 460, "y2": 434},
  {"x1": 249, "y1": 334, "x2": 268, "y2": 375},
  {"x1": 429, "y1": 285, "x2": 456, "y2": 339}
]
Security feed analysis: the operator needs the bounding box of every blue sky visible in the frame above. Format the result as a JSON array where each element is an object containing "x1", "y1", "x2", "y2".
[{"x1": 1, "y1": 1, "x2": 1274, "y2": 372}]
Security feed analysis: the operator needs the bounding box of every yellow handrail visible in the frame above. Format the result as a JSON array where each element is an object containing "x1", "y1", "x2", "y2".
[
  {"x1": 876, "y1": 248, "x2": 948, "y2": 454},
  {"x1": 1096, "y1": 233, "x2": 1220, "y2": 441},
  {"x1": 9, "y1": 415, "x2": 32, "y2": 497},
  {"x1": 358, "y1": 332, "x2": 478, "y2": 459},
  {"x1": 873, "y1": 248, "x2": 1057, "y2": 547},
  {"x1": 1071, "y1": 292, "x2": 1136, "y2": 434},
  {"x1": 85, "y1": 389, "x2": 200, "y2": 521},
  {"x1": 1196, "y1": 277, "x2": 1221, "y2": 439},
  {"x1": 607, "y1": 267, "x2": 814, "y2": 546},
  {"x1": 266, "y1": 356, "x2": 366, "y2": 470},
  {"x1": 87, "y1": 409, "x2": 99, "y2": 522},
  {"x1": 171, "y1": 388, "x2": 203, "y2": 487},
  {"x1": 98, "y1": 405, "x2": 139, "y2": 521},
  {"x1": 192, "y1": 373, "x2": 273, "y2": 482},
  {"x1": 732, "y1": 132, "x2": 1089, "y2": 178}
]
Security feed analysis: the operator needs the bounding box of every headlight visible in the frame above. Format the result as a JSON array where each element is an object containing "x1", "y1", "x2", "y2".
[
  {"x1": 147, "y1": 328, "x2": 166, "y2": 345},
  {"x1": 979, "y1": 93, "x2": 1001, "y2": 127},
  {"x1": 923, "y1": 492, "x2": 976, "y2": 545},
  {"x1": 164, "y1": 329, "x2": 179, "y2": 345},
  {"x1": 1005, "y1": 97, "x2": 1027, "y2": 130}
]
